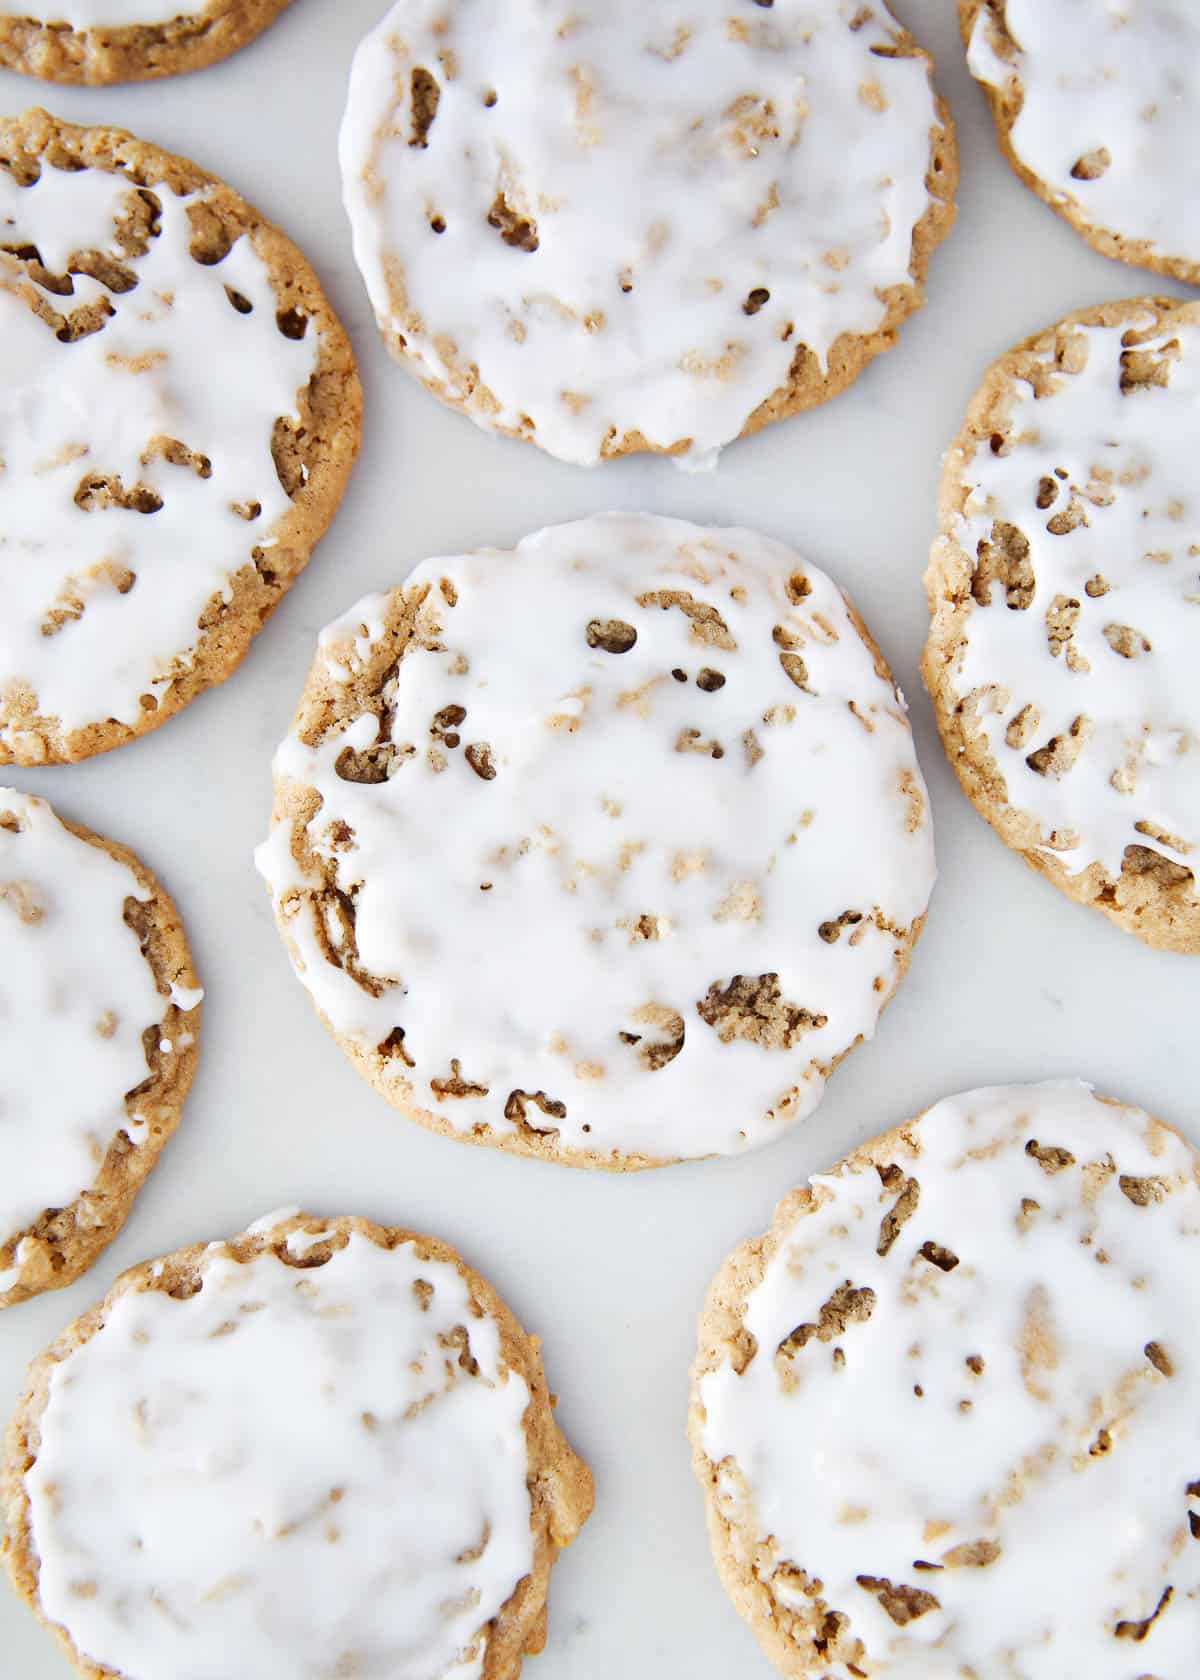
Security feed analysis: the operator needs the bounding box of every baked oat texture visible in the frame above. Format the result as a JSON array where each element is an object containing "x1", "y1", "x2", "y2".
[
  {"x1": 0, "y1": 796, "x2": 201, "y2": 1309},
  {"x1": 959, "y1": 0, "x2": 1200, "y2": 286},
  {"x1": 340, "y1": 0, "x2": 957, "y2": 464},
  {"x1": 2, "y1": 1212, "x2": 594, "y2": 1680},
  {"x1": 923, "y1": 297, "x2": 1200, "y2": 953},
  {"x1": 0, "y1": 108, "x2": 361, "y2": 766},
  {"x1": 0, "y1": 1, "x2": 294, "y2": 85},
  {"x1": 689, "y1": 1081, "x2": 1200, "y2": 1676}
]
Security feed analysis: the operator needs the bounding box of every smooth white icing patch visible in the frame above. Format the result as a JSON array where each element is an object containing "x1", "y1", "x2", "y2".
[
  {"x1": 0, "y1": 789, "x2": 166, "y2": 1256},
  {"x1": 968, "y1": 0, "x2": 1200, "y2": 271},
  {"x1": 26, "y1": 1227, "x2": 534, "y2": 1680},
  {"x1": 699, "y1": 1080, "x2": 1200, "y2": 1677},
  {"x1": 256, "y1": 514, "x2": 935, "y2": 1160},
  {"x1": 340, "y1": 0, "x2": 943, "y2": 467},
  {"x1": 10, "y1": 1, "x2": 215, "y2": 25},
  {"x1": 285, "y1": 1225, "x2": 334, "y2": 1256},
  {"x1": 246, "y1": 1205, "x2": 301, "y2": 1233},
  {"x1": 0, "y1": 157, "x2": 317, "y2": 751},
  {"x1": 939, "y1": 308, "x2": 1200, "y2": 879}
]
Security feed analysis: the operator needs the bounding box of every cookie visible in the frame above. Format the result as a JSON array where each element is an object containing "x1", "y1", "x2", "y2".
[
  {"x1": 3, "y1": 1211, "x2": 593, "y2": 1680},
  {"x1": 256, "y1": 513, "x2": 936, "y2": 1168},
  {"x1": 0, "y1": 789, "x2": 202, "y2": 1309},
  {"x1": 923, "y1": 297, "x2": 1200, "y2": 952},
  {"x1": 339, "y1": 1, "x2": 957, "y2": 467},
  {"x1": 0, "y1": 2, "x2": 294, "y2": 85},
  {"x1": 961, "y1": 0, "x2": 1200, "y2": 285},
  {"x1": 0, "y1": 109, "x2": 362, "y2": 766},
  {"x1": 690, "y1": 1079, "x2": 1200, "y2": 1678}
]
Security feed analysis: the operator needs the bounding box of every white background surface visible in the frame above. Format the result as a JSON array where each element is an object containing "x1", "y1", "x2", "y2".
[{"x1": 1, "y1": 3, "x2": 1198, "y2": 1675}]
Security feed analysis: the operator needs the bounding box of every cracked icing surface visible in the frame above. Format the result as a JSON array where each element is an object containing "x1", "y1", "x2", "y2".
[
  {"x1": 924, "y1": 299, "x2": 1200, "y2": 951},
  {"x1": 339, "y1": 0, "x2": 955, "y2": 466},
  {"x1": 256, "y1": 514, "x2": 935, "y2": 1167},
  {"x1": 0, "y1": 110, "x2": 360, "y2": 764},
  {"x1": 0, "y1": 788, "x2": 201, "y2": 1307},
  {"x1": 5, "y1": 1215, "x2": 592, "y2": 1680},
  {"x1": 691, "y1": 1080, "x2": 1200, "y2": 1679},
  {"x1": 963, "y1": 0, "x2": 1200, "y2": 285}
]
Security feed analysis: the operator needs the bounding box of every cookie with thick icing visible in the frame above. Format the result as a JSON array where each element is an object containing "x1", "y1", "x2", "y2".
[
  {"x1": 339, "y1": 0, "x2": 957, "y2": 467},
  {"x1": 0, "y1": 2, "x2": 294, "y2": 85},
  {"x1": 690, "y1": 1079, "x2": 1200, "y2": 1678},
  {"x1": 0, "y1": 789, "x2": 202, "y2": 1309},
  {"x1": 0, "y1": 109, "x2": 362, "y2": 765},
  {"x1": 256, "y1": 513, "x2": 936, "y2": 1168},
  {"x1": 3, "y1": 1211, "x2": 593, "y2": 1680},
  {"x1": 961, "y1": 0, "x2": 1200, "y2": 285},
  {"x1": 924, "y1": 297, "x2": 1200, "y2": 952}
]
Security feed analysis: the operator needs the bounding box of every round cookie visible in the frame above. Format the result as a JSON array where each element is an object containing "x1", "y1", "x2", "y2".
[
  {"x1": 339, "y1": 0, "x2": 957, "y2": 467},
  {"x1": 0, "y1": 2, "x2": 294, "y2": 85},
  {"x1": 690, "y1": 1079, "x2": 1200, "y2": 1679},
  {"x1": 255, "y1": 513, "x2": 936, "y2": 1168},
  {"x1": 0, "y1": 108, "x2": 362, "y2": 766},
  {"x1": 0, "y1": 788, "x2": 202, "y2": 1309},
  {"x1": 2, "y1": 1210, "x2": 593, "y2": 1680},
  {"x1": 923, "y1": 297, "x2": 1200, "y2": 952},
  {"x1": 961, "y1": 0, "x2": 1200, "y2": 286}
]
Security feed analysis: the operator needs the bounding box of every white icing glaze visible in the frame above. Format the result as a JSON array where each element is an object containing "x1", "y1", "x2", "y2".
[
  {"x1": 0, "y1": 789, "x2": 170, "y2": 1268},
  {"x1": 937, "y1": 307, "x2": 1200, "y2": 879},
  {"x1": 340, "y1": 0, "x2": 944, "y2": 466},
  {"x1": 8, "y1": 1, "x2": 215, "y2": 25},
  {"x1": 698, "y1": 1079, "x2": 1200, "y2": 1677},
  {"x1": 0, "y1": 154, "x2": 317, "y2": 751},
  {"x1": 968, "y1": 0, "x2": 1200, "y2": 272},
  {"x1": 256, "y1": 514, "x2": 935, "y2": 1161},
  {"x1": 26, "y1": 1223, "x2": 534, "y2": 1680},
  {"x1": 246, "y1": 1204, "x2": 300, "y2": 1233}
]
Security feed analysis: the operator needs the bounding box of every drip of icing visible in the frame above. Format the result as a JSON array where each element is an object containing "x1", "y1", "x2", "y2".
[
  {"x1": 0, "y1": 157, "x2": 317, "y2": 748},
  {"x1": 944, "y1": 309, "x2": 1200, "y2": 878},
  {"x1": 26, "y1": 1227, "x2": 534, "y2": 1680},
  {"x1": 339, "y1": 0, "x2": 943, "y2": 466},
  {"x1": 0, "y1": 789, "x2": 167, "y2": 1245},
  {"x1": 256, "y1": 514, "x2": 935, "y2": 1160},
  {"x1": 967, "y1": 0, "x2": 1200, "y2": 268},
  {"x1": 698, "y1": 1080, "x2": 1200, "y2": 1677}
]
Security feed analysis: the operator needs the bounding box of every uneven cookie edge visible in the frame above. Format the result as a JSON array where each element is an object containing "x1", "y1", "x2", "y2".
[
  {"x1": 685, "y1": 1083, "x2": 1189, "y2": 1677},
  {"x1": 0, "y1": 106, "x2": 363, "y2": 767},
  {"x1": 264, "y1": 535, "x2": 931, "y2": 1171},
  {"x1": 921, "y1": 294, "x2": 1200, "y2": 954},
  {"x1": 354, "y1": 0, "x2": 958, "y2": 463},
  {"x1": 958, "y1": 0, "x2": 1200, "y2": 288},
  {"x1": 0, "y1": 799, "x2": 202, "y2": 1310},
  {"x1": 0, "y1": 0, "x2": 294, "y2": 86},
  {"x1": 1, "y1": 1211, "x2": 593, "y2": 1680}
]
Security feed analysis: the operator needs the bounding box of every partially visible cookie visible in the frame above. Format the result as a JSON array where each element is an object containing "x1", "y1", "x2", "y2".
[
  {"x1": 923, "y1": 297, "x2": 1200, "y2": 952},
  {"x1": 3, "y1": 1211, "x2": 593, "y2": 1680},
  {"x1": 690, "y1": 1079, "x2": 1200, "y2": 1678},
  {"x1": 0, "y1": 788, "x2": 202, "y2": 1309},
  {"x1": 961, "y1": 0, "x2": 1200, "y2": 285},
  {"x1": 0, "y1": 2, "x2": 294, "y2": 85},
  {"x1": 0, "y1": 108, "x2": 362, "y2": 765},
  {"x1": 256, "y1": 513, "x2": 936, "y2": 1168},
  {"x1": 340, "y1": 0, "x2": 957, "y2": 466}
]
